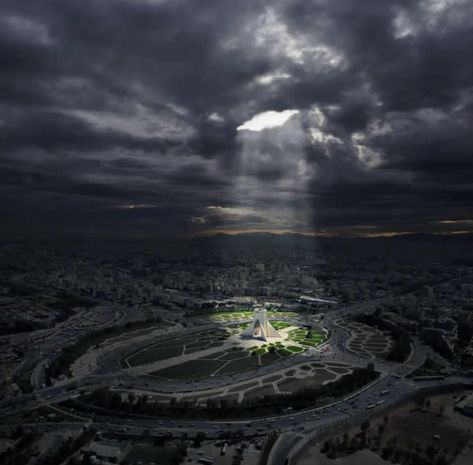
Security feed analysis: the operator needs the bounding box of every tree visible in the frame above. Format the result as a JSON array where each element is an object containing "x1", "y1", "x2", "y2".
[
  {"x1": 111, "y1": 392, "x2": 122, "y2": 409},
  {"x1": 457, "y1": 318, "x2": 473, "y2": 345},
  {"x1": 127, "y1": 392, "x2": 136, "y2": 405},
  {"x1": 193, "y1": 432, "x2": 206, "y2": 448}
]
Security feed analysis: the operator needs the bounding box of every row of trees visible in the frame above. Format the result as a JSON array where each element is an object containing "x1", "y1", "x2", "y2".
[
  {"x1": 76, "y1": 365, "x2": 378, "y2": 419},
  {"x1": 421, "y1": 330, "x2": 454, "y2": 360}
]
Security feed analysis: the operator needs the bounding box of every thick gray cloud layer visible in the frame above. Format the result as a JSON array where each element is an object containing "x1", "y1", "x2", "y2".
[{"x1": 1, "y1": 0, "x2": 473, "y2": 236}]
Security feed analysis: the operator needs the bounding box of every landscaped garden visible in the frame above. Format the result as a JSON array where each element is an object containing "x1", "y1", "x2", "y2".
[
  {"x1": 150, "y1": 343, "x2": 292, "y2": 379},
  {"x1": 288, "y1": 327, "x2": 327, "y2": 347},
  {"x1": 74, "y1": 365, "x2": 375, "y2": 419},
  {"x1": 120, "y1": 311, "x2": 329, "y2": 381},
  {"x1": 209, "y1": 310, "x2": 298, "y2": 322},
  {"x1": 124, "y1": 328, "x2": 230, "y2": 367}
]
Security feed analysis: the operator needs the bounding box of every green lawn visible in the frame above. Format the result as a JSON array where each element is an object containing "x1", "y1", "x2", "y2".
[
  {"x1": 259, "y1": 352, "x2": 281, "y2": 365},
  {"x1": 108, "y1": 324, "x2": 169, "y2": 343},
  {"x1": 126, "y1": 346, "x2": 183, "y2": 367},
  {"x1": 221, "y1": 351, "x2": 250, "y2": 361},
  {"x1": 252, "y1": 347, "x2": 267, "y2": 356},
  {"x1": 244, "y1": 385, "x2": 276, "y2": 400},
  {"x1": 210, "y1": 310, "x2": 298, "y2": 321},
  {"x1": 272, "y1": 321, "x2": 294, "y2": 330},
  {"x1": 125, "y1": 313, "x2": 328, "y2": 379},
  {"x1": 150, "y1": 359, "x2": 225, "y2": 379},
  {"x1": 287, "y1": 345, "x2": 304, "y2": 353},
  {"x1": 288, "y1": 326, "x2": 327, "y2": 348},
  {"x1": 277, "y1": 348, "x2": 292, "y2": 357},
  {"x1": 299, "y1": 340, "x2": 321, "y2": 347},
  {"x1": 217, "y1": 356, "x2": 259, "y2": 374},
  {"x1": 124, "y1": 329, "x2": 229, "y2": 367}
]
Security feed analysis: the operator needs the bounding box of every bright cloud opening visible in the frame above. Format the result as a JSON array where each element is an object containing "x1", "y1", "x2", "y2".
[{"x1": 237, "y1": 109, "x2": 299, "y2": 132}]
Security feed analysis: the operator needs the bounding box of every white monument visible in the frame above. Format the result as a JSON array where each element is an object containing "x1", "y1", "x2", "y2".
[{"x1": 241, "y1": 308, "x2": 281, "y2": 341}]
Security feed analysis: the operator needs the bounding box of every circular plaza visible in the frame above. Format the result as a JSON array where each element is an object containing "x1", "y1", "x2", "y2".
[{"x1": 61, "y1": 307, "x2": 381, "y2": 419}]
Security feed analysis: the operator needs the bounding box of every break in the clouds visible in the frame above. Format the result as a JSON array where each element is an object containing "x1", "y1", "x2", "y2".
[
  {"x1": 237, "y1": 110, "x2": 299, "y2": 132},
  {"x1": 1, "y1": 0, "x2": 473, "y2": 237}
]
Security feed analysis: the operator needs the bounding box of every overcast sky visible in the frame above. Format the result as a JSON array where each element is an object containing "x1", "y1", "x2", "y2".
[{"x1": 1, "y1": 0, "x2": 473, "y2": 237}]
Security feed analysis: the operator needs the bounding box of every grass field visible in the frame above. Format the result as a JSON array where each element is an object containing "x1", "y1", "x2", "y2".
[
  {"x1": 107, "y1": 324, "x2": 170, "y2": 343},
  {"x1": 277, "y1": 348, "x2": 292, "y2": 357},
  {"x1": 245, "y1": 385, "x2": 276, "y2": 399},
  {"x1": 272, "y1": 321, "x2": 294, "y2": 330},
  {"x1": 124, "y1": 310, "x2": 329, "y2": 380},
  {"x1": 126, "y1": 346, "x2": 183, "y2": 366},
  {"x1": 125, "y1": 328, "x2": 229, "y2": 367},
  {"x1": 260, "y1": 352, "x2": 281, "y2": 365},
  {"x1": 150, "y1": 358, "x2": 225, "y2": 379},
  {"x1": 252, "y1": 347, "x2": 267, "y2": 355},
  {"x1": 150, "y1": 344, "x2": 297, "y2": 379},
  {"x1": 288, "y1": 326, "x2": 327, "y2": 348},
  {"x1": 145, "y1": 359, "x2": 356, "y2": 405}
]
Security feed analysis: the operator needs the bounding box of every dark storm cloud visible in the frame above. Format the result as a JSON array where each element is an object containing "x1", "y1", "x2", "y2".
[{"x1": 1, "y1": 0, "x2": 473, "y2": 236}]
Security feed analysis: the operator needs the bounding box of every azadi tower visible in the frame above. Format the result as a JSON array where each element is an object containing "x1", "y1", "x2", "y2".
[{"x1": 241, "y1": 308, "x2": 281, "y2": 341}]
